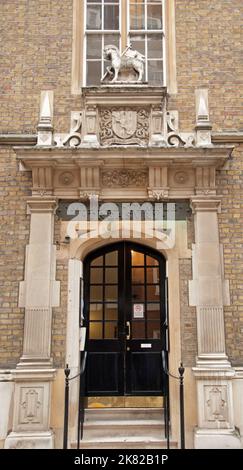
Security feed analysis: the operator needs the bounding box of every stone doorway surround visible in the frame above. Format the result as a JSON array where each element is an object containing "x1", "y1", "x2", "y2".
[{"x1": 4, "y1": 85, "x2": 241, "y2": 448}]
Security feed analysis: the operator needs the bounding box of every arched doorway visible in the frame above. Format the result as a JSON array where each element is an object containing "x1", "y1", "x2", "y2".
[{"x1": 83, "y1": 242, "x2": 167, "y2": 397}]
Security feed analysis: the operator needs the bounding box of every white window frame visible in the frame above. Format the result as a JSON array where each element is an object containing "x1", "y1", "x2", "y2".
[
  {"x1": 71, "y1": 0, "x2": 177, "y2": 94},
  {"x1": 127, "y1": 0, "x2": 166, "y2": 85},
  {"x1": 84, "y1": 0, "x2": 121, "y2": 86}
]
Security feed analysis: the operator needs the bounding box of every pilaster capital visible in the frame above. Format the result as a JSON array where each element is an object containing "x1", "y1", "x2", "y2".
[
  {"x1": 27, "y1": 197, "x2": 58, "y2": 214},
  {"x1": 190, "y1": 197, "x2": 221, "y2": 214}
]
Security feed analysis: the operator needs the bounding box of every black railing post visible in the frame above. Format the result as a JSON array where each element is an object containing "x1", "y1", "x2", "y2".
[
  {"x1": 178, "y1": 362, "x2": 185, "y2": 449},
  {"x1": 63, "y1": 363, "x2": 70, "y2": 449}
]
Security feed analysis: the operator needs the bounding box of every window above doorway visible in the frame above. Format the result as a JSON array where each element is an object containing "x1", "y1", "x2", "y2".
[{"x1": 72, "y1": 0, "x2": 177, "y2": 93}]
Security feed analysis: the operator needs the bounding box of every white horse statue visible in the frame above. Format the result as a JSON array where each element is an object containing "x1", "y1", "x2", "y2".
[{"x1": 102, "y1": 44, "x2": 145, "y2": 83}]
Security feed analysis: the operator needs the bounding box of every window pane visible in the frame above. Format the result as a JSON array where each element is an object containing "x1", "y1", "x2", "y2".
[
  {"x1": 146, "y1": 256, "x2": 159, "y2": 266},
  {"x1": 91, "y1": 255, "x2": 103, "y2": 266},
  {"x1": 105, "y1": 285, "x2": 118, "y2": 301},
  {"x1": 147, "y1": 303, "x2": 160, "y2": 319},
  {"x1": 147, "y1": 284, "x2": 160, "y2": 301},
  {"x1": 105, "y1": 251, "x2": 118, "y2": 265},
  {"x1": 90, "y1": 285, "x2": 103, "y2": 301},
  {"x1": 132, "y1": 267, "x2": 144, "y2": 284},
  {"x1": 86, "y1": 5, "x2": 102, "y2": 30},
  {"x1": 129, "y1": 34, "x2": 145, "y2": 55},
  {"x1": 130, "y1": 2, "x2": 145, "y2": 30},
  {"x1": 132, "y1": 285, "x2": 145, "y2": 301},
  {"x1": 87, "y1": 61, "x2": 102, "y2": 85},
  {"x1": 105, "y1": 322, "x2": 118, "y2": 339},
  {"x1": 146, "y1": 267, "x2": 159, "y2": 283},
  {"x1": 104, "y1": 5, "x2": 119, "y2": 30},
  {"x1": 147, "y1": 321, "x2": 160, "y2": 339},
  {"x1": 105, "y1": 304, "x2": 118, "y2": 320},
  {"x1": 131, "y1": 251, "x2": 144, "y2": 265},
  {"x1": 87, "y1": 35, "x2": 101, "y2": 59},
  {"x1": 90, "y1": 322, "x2": 103, "y2": 339},
  {"x1": 132, "y1": 321, "x2": 145, "y2": 339},
  {"x1": 88, "y1": 0, "x2": 101, "y2": 3},
  {"x1": 147, "y1": 59, "x2": 163, "y2": 85},
  {"x1": 105, "y1": 267, "x2": 118, "y2": 284},
  {"x1": 104, "y1": 34, "x2": 120, "y2": 49},
  {"x1": 90, "y1": 304, "x2": 103, "y2": 320},
  {"x1": 147, "y1": 4, "x2": 163, "y2": 30},
  {"x1": 90, "y1": 267, "x2": 103, "y2": 284},
  {"x1": 147, "y1": 34, "x2": 163, "y2": 59}
]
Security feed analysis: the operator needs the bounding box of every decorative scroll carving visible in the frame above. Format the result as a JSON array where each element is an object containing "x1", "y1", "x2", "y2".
[
  {"x1": 148, "y1": 189, "x2": 168, "y2": 200},
  {"x1": 205, "y1": 385, "x2": 228, "y2": 423},
  {"x1": 100, "y1": 108, "x2": 149, "y2": 146},
  {"x1": 54, "y1": 112, "x2": 82, "y2": 148},
  {"x1": 20, "y1": 387, "x2": 44, "y2": 425},
  {"x1": 80, "y1": 191, "x2": 99, "y2": 200},
  {"x1": 166, "y1": 111, "x2": 195, "y2": 147},
  {"x1": 102, "y1": 169, "x2": 147, "y2": 188},
  {"x1": 102, "y1": 44, "x2": 145, "y2": 83}
]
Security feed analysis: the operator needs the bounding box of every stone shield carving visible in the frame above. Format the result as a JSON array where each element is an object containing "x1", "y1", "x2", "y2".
[
  {"x1": 112, "y1": 110, "x2": 137, "y2": 139},
  {"x1": 100, "y1": 107, "x2": 149, "y2": 146}
]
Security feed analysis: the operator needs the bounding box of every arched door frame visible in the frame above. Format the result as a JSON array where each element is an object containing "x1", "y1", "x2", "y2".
[{"x1": 65, "y1": 237, "x2": 181, "y2": 445}]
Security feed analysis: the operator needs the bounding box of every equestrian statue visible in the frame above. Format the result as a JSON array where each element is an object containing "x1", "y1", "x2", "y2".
[{"x1": 102, "y1": 44, "x2": 145, "y2": 83}]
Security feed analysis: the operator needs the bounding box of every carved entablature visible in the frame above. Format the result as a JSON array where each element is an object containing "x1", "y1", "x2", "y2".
[{"x1": 17, "y1": 87, "x2": 231, "y2": 200}]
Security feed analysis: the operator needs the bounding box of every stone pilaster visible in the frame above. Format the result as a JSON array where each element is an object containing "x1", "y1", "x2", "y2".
[
  {"x1": 189, "y1": 197, "x2": 240, "y2": 448},
  {"x1": 5, "y1": 198, "x2": 59, "y2": 449}
]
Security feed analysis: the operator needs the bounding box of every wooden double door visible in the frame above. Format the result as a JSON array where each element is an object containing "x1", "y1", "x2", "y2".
[{"x1": 83, "y1": 242, "x2": 167, "y2": 396}]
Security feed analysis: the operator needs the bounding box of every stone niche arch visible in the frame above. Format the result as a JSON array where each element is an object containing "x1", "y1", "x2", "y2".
[{"x1": 65, "y1": 228, "x2": 182, "y2": 445}]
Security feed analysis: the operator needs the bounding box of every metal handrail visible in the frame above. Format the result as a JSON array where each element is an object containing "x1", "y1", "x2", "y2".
[
  {"x1": 63, "y1": 351, "x2": 87, "y2": 450},
  {"x1": 77, "y1": 351, "x2": 87, "y2": 449},
  {"x1": 162, "y1": 351, "x2": 185, "y2": 449}
]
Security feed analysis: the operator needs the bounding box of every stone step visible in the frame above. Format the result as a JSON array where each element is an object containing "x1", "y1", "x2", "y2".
[
  {"x1": 83, "y1": 421, "x2": 165, "y2": 440},
  {"x1": 85, "y1": 407, "x2": 164, "y2": 422},
  {"x1": 71, "y1": 438, "x2": 177, "y2": 450}
]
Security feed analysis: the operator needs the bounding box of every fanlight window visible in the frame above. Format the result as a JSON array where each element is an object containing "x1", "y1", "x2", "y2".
[{"x1": 84, "y1": 0, "x2": 165, "y2": 86}]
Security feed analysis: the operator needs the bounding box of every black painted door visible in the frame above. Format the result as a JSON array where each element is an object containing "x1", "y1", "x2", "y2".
[{"x1": 83, "y1": 242, "x2": 166, "y2": 396}]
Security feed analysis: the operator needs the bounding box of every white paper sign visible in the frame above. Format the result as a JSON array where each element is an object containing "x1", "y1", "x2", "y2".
[{"x1": 133, "y1": 303, "x2": 144, "y2": 318}]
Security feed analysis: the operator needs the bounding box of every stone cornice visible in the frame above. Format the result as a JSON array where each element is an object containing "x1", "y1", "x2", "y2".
[
  {"x1": 0, "y1": 132, "x2": 242, "y2": 147},
  {"x1": 212, "y1": 132, "x2": 243, "y2": 144},
  {"x1": 0, "y1": 134, "x2": 37, "y2": 146},
  {"x1": 15, "y1": 145, "x2": 232, "y2": 168}
]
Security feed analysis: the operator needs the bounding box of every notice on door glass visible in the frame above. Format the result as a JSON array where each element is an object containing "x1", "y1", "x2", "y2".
[{"x1": 133, "y1": 303, "x2": 144, "y2": 318}]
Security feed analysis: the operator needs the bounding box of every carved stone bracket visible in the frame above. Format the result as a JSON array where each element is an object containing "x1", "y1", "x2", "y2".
[
  {"x1": 166, "y1": 111, "x2": 195, "y2": 147},
  {"x1": 54, "y1": 111, "x2": 82, "y2": 148}
]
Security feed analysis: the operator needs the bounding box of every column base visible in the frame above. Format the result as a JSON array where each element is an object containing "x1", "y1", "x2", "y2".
[
  {"x1": 194, "y1": 428, "x2": 241, "y2": 449},
  {"x1": 4, "y1": 431, "x2": 55, "y2": 449}
]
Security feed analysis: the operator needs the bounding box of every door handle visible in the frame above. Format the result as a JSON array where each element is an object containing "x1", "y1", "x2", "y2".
[{"x1": 126, "y1": 321, "x2": 131, "y2": 340}]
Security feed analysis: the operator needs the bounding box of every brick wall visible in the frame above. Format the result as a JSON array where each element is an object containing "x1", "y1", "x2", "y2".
[
  {"x1": 0, "y1": 1, "x2": 242, "y2": 367},
  {"x1": 217, "y1": 145, "x2": 243, "y2": 364},
  {"x1": 0, "y1": 148, "x2": 31, "y2": 367}
]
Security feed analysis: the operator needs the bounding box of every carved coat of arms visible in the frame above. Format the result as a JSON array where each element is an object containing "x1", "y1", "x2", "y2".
[
  {"x1": 100, "y1": 107, "x2": 149, "y2": 146},
  {"x1": 112, "y1": 110, "x2": 137, "y2": 139}
]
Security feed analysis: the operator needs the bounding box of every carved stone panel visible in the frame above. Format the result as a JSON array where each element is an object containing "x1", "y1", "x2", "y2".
[
  {"x1": 102, "y1": 169, "x2": 147, "y2": 188},
  {"x1": 205, "y1": 385, "x2": 228, "y2": 423},
  {"x1": 100, "y1": 108, "x2": 149, "y2": 146},
  {"x1": 19, "y1": 387, "x2": 44, "y2": 425}
]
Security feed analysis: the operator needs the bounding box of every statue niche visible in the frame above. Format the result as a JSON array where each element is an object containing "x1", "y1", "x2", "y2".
[{"x1": 102, "y1": 45, "x2": 145, "y2": 84}]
